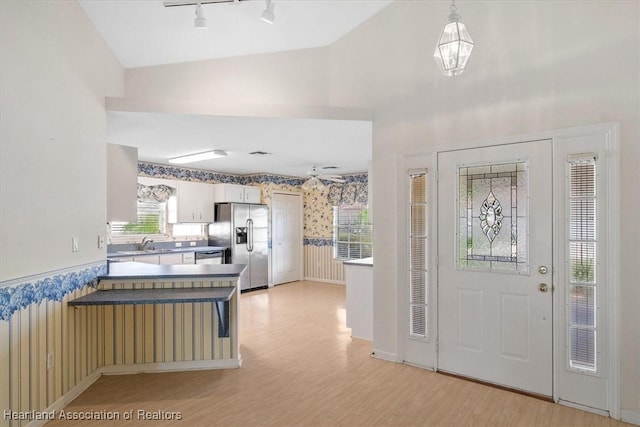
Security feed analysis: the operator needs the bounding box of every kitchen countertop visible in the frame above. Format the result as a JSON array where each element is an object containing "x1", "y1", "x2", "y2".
[
  {"x1": 107, "y1": 245, "x2": 226, "y2": 258},
  {"x1": 99, "y1": 261, "x2": 246, "y2": 281},
  {"x1": 343, "y1": 257, "x2": 373, "y2": 267}
]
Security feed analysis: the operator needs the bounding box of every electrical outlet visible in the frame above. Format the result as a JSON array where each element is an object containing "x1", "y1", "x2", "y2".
[
  {"x1": 97, "y1": 234, "x2": 105, "y2": 249},
  {"x1": 175, "y1": 242, "x2": 182, "y2": 247},
  {"x1": 72, "y1": 237, "x2": 79, "y2": 252},
  {"x1": 189, "y1": 241, "x2": 196, "y2": 247},
  {"x1": 47, "y1": 352, "x2": 54, "y2": 370}
]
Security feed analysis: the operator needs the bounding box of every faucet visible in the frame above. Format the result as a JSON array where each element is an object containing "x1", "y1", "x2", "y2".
[{"x1": 140, "y1": 236, "x2": 154, "y2": 251}]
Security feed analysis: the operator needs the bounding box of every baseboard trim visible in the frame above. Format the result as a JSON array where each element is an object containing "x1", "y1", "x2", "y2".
[
  {"x1": 100, "y1": 358, "x2": 241, "y2": 375},
  {"x1": 26, "y1": 370, "x2": 102, "y2": 427},
  {"x1": 303, "y1": 277, "x2": 345, "y2": 285},
  {"x1": 371, "y1": 349, "x2": 399, "y2": 362},
  {"x1": 621, "y1": 410, "x2": 640, "y2": 425}
]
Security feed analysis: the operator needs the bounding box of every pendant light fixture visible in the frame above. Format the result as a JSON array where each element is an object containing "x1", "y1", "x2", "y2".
[{"x1": 434, "y1": 0, "x2": 474, "y2": 76}]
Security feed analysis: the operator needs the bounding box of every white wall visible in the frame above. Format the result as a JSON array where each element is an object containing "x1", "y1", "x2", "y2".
[
  {"x1": 328, "y1": 0, "x2": 639, "y2": 416},
  {"x1": 125, "y1": 47, "x2": 330, "y2": 107},
  {"x1": 116, "y1": 0, "x2": 639, "y2": 416},
  {"x1": 0, "y1": 1, "x2": 124, "y2": 281}
]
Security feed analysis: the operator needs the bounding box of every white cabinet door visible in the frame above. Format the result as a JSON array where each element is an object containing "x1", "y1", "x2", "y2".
[
  {"x1": 213, "y1": 184, "x2": 244, "y2": 203},
  {"x1": 107, "y1": 144, "x2": 138, "y2": 222},
  {"x1": 133, "y1": 255, "x2": 160, "y2": 264},
  {"x1": 182, "y1": 252, "x2": 195, "y2": 264},
  {"x1": 213, "y1": 184, "x2": 261, "y2": 204},
  {"x1": 177, "y1": 181, "x2": 214, "y2": 223},
  {"x1": 158, "y1": 253, "x2": 183, "y2": 265},
  {"x1": 243, "y1": 186, "x2": 261, "y2": 203}
]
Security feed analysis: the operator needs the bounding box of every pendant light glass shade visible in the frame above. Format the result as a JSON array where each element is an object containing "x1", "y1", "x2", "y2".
[
  {"x1": 434, "y1": 2, "x2": 473, "y2": 76},
  {"x1": 302, "y1": 176, "x2": 325, "y2": 192}
]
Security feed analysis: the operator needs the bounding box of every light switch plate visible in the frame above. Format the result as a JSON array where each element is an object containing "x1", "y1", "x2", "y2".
[
  {"x1": 72, "y1": 237, "x2": 79, "y2": 252},
  {"x1": 98, "y1": 234, "x2": 105, "y2": 249}
]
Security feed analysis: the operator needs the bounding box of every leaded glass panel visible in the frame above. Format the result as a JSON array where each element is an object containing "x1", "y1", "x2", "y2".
[{"x1": 458, "y1": 162, "x2": 528, "y2": 273}]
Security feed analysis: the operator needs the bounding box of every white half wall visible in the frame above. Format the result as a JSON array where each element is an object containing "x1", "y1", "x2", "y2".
[{"x1": 0, "y1": 0, "x2": 124, "y2": 282}]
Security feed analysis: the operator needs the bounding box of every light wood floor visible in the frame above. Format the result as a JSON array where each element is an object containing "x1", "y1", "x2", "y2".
[{"x1": 47, "y1": 281, "x2": 630, "y2": 426}]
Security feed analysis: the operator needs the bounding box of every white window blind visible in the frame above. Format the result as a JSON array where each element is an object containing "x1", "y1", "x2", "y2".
[
  {"x1": 110, "y1": 200, "x2": 167, "y2": 236},
  {"x1": 409, "y1": 170, "x2": 428, "y2": 339},
  {"x1": 567, "y1": 155, "x2": 597, "y2": 372},
  {"x1": 333, "y1": 206, "x2": 372, "y2": 260}
]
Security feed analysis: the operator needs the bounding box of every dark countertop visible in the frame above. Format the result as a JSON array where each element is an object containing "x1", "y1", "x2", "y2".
[
  {"x1": 99, "y1": 261, "x2": 246, "y2": 281},
  {"x1": 68, "y1": 287, "x2": 236, "y2": 306},
  {"x1": 343, "y1": 257, "x2": 373, "y2": 267},
  {"x1": 107, "y1": 245, "x2": 226, "y2": 258}
]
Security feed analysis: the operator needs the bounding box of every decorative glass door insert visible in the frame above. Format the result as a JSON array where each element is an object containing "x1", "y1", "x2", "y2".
[{"x1": 458, "y1": 162, "x2": 529, "y2": 273}]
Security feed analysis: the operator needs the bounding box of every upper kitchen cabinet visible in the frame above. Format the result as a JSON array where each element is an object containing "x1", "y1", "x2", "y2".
[
  {"x1": 177, "y1": 181, "x2": 214, "y2": 223},
  {"x1": 212, "y1": 184, "x2": 261, "y2": 204},
  {"x1": 107, "y1": 143, "x2": 138, "y2": 223}
]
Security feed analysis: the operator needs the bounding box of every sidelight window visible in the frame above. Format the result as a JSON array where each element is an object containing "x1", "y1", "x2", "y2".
[
  {"x1": 567, "y1": 155, "x2": 598, "y2": 372},
  {"x1": 409, "y1": 170, "x2": 428, "y2": 339}
]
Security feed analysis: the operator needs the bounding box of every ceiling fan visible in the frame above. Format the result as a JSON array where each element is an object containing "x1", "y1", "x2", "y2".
[{"x1": 302, "y1": 166, "x2": 345, "y2": 191}]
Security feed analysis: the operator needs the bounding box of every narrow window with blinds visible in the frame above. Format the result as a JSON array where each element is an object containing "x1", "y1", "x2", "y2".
[
  {"x1": 333, "y1": 205, "x2": 372, "y2": 260},
  {"x1": 567, "y1": 155, "x2": 597, "y2": 372},
  {"x1": 409, "y1": 170, "x2": 428, "y2": 339}
]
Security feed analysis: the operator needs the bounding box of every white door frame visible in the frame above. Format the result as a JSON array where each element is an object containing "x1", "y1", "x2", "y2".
[
  {"x1": 397, "y1": 122, "x2": 620, "y2": 418},
  {"x1": 271, "y1": 191, "x2": 304, "y2": 285}
]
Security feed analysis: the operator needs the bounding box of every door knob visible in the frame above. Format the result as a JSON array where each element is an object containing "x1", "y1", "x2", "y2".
[{"x1": 538, "y1": 283, "x2": 549, "y2": 292}]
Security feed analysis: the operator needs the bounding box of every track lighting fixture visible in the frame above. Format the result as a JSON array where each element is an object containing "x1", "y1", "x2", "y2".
[
  {"x1": 194, "y1": 2, "x2": 207, "y2": 29},
  {"x1": 261, "y1": 0, "x2": 275, "y2": 24}
]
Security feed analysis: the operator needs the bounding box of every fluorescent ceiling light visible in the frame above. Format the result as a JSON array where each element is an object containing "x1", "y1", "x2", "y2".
[
  {"x1": 168, "y1": 149, "x2": 227, "y2": 164},
  {"x1": 261, "y1": 0, "x2": 275, "y2": 24}
]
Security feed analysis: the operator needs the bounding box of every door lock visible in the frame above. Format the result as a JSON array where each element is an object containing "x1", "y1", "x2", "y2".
[
  {"x1": 538, "y1": 283, "x2": 549, "y2": 293},
  {"x1": 538, "y1": 265, "x2": 548, "y2": 275}
]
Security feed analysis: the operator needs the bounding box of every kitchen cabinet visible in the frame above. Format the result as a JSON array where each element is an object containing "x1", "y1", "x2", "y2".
[
  {"x1": 133, "y1": 255, "x2": 160, "y2": 264},
  {"x1": 212, "y1": 184, "x2": 261, "y2": 204},
  {"x1": 107, "y1": 144, "x2": 138, "y2": 222},
  {"x1": 157, "y1": 252, "x2": 195, "y2": 265},
  {"x1": 182, "y1": 252, "x2": 195, "y2": 264},
  {"x1": 177, "y1": 181, "x2": 214, "y2": 223},
  {"x1": 158, "y1": 253, "x2": 183, "y2": 265}
]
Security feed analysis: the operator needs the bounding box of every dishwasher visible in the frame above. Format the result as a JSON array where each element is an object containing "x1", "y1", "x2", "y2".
[{"x1": 194, "y1": 250, "x2": 223, "y2": 264}]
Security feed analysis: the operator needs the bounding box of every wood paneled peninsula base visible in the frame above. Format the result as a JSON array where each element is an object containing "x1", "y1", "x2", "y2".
[{"x1": 68, "y1": 262, "x2": 245, "y2": 374}]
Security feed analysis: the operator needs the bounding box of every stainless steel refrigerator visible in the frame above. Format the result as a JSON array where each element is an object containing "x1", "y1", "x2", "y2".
[{"x1": 209, "y1": 203, "x2": 268, "y2": 291}]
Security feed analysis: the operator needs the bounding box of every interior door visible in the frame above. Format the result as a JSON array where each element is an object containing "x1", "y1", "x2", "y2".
[
  {"x1": 272, "y1": 193, "x2": 302, "y2": 285},
  {"x1": 437, "y1": 140, "x2": 553, "y2": 396}
]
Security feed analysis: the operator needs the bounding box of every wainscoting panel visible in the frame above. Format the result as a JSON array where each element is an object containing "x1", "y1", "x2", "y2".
[
  {"x1": 0, "y1": 265, "x2": 239, "y2": 427},
  {"x1": 304, "y1": 245, "x2": 345, "y2": 284}
]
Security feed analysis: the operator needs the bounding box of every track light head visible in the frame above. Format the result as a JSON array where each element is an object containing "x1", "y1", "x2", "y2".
[
  {"x1": 261, "y1": 0, "x2": 275, "y2": 24},
  {"x1": 194, "y1": 2, "x2": 207, "y2": 29}
]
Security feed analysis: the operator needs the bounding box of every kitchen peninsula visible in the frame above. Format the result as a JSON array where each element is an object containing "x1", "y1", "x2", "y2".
[{"x1": 68, "y1": 262, "x2": 245, "y2": 374}]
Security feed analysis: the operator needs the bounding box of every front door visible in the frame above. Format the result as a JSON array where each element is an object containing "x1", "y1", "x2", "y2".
[{"x1": 437, "y1": 140, "x2": 553, "y2": 396}]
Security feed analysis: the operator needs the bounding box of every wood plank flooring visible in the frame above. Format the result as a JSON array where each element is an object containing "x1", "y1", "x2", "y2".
[{"x1": 46, "y1": 281, "x2": 630, "y2": 426}]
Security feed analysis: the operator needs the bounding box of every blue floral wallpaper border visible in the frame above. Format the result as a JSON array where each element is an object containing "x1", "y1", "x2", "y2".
[
  {"x1": 0, "y1": 263, "x2": 106, "y2": 321},
  {"x1": 304, "y1": 237, "x2": 334, "y2": 247},
  {"x1": 139, "y1": 162, "x2": 367, "y2": 187}
]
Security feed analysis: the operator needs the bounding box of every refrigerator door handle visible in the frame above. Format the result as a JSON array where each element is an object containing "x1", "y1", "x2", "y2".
[{"x1": 246, "y1": 218, "x2": 254, "y2": 252}]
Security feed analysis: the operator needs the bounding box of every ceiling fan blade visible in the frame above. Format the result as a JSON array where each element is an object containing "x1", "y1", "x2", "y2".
[{"x1": 321, "y1": 176, "x2": 345, "y2": 183}]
